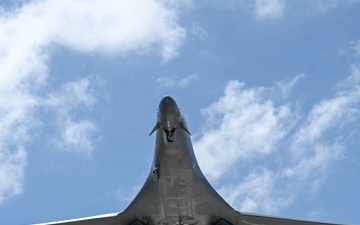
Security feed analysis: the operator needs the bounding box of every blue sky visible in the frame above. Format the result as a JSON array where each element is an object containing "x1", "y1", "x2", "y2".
[{"x1": 0, "y1": 1, "x2": 359, "y2": 225}]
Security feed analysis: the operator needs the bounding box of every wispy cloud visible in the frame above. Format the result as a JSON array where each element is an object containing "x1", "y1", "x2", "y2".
[
  {"x1": 44, "y1": 76, "x2": 100, "y2": 112},
  {"x1": 214, "y1": 0, "x2": 360, "y2": 19},
  {"x1": 116, "y1": 185, "x2": 142, "y2": 204},
  {"x1": 355, "y1": 41, "x2": 360, "y2": 57},
  {"x1": 0, "y1": 0, "x2": 187, "y2": 203},
  {"x1": 44, "y1": 76, "x2": 103, "y2": 156},
  {"x1": 194, "y1": 64, "x2": 360, "y2": 214},
  {"x1": 339, "y1": 40, "x2": 360, "y2": 60},
  {"x1": 192, "y1": 23, "x2": 209, "y2": 42},
  {"x1": 314, "y1": 0, "x2": 360, "y2": 12},
  {"x1": 157, "y1": 74, "x2": 199, "y2": 89},
  {"x1": 254, "y1": 0, "x2": 286, "y2": 19},
  {"x1": 0, "y1": 148, "x2": 27, "y2": 204},
  {"x1": 211, "y1": 0, "x2": 286, "y2": 19},
  {"x1": 59, "y1": 120, "x2": 98, "y2": 156},
  {"x1": 277, "y1": 74, "x2": 305, "y2": 97}
]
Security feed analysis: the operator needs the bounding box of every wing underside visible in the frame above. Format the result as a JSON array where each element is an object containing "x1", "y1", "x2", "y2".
[
  {"x1": 240, "y1": 212, "x2": 346, "y2": 225},
  {"x1": 32, "y1": 213, "x2": 121, "y2": 225}
]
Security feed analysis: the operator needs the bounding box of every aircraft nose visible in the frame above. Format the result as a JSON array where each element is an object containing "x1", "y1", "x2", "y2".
[{"x1": 159, "y1": 96, "x2": 177, "y2": 109}]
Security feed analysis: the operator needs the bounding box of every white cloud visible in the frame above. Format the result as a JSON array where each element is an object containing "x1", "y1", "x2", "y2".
[
  {"x1": 314, "y1": 0, "x2": 360, "y2": 12},
  {"x1": 179, "y1": 74, "x2": 199, "y2": 87},
  {"x1": 212, "y1": 0, "x2": 286, "y2": 19},
  {"x1": 157, "y1": 74, "x2": 199, "y2": 88},
  {"x1": 116, "y1": 185, "x2": 141, "y2": 204},
  {"x1": 352, "y1": 41, "x2": 360, "y2": 57},
  {"x1": 219, "y1": 168, "x2": 294, "y2": 213},
  {"x1": 195, "y1": 80, "x2": 294, "y2": 181},
  {"x1": 277, "y1": 74, "x2": 305, "y2": 97},
  {"x1": 194, "y1": 64, "x2": 360, "y2": 213},
  {"x1": 214, "y1": 0, "x2": 360, "y2": 19},
  {"x1": 45, "y1": 76, "x2": 103, "y2": 156},
  {"x1": 0, "y1": 74, "x2": 40, "y2": 204},
  {"x1": 192, "y1": 23, "x2": 209, "y2": 42},
  {"x1": 254, "y1": 0, "x2": 286, "y2": 19},
  {"x1": 0, "y1": 0, "x2": 186, "y2": 60},
  {"x1": 59, "y1": 120, "x2": 98, "y2": 156},
  {"x1": 339, "y1": 40, "x2": 360, "y2": 60},
  {"x1": 0, "y1": 148, "x2": 27, "y2": 204},
  {"x1": 0, "y1": 0, "x2": 187, "y2": 203},
  {"x1": 44, "y1": 76, "x2": 100, "y2": 113}
]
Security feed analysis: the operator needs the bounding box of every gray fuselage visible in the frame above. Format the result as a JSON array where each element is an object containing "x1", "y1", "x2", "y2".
[{"x1": 120, "y1": 96, "x2": 239, "y2": 225}]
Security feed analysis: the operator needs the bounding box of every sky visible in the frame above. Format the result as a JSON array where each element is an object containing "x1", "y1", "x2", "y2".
[{"x1": 0, "y1": 0, "x2": 359, "y2": 225}]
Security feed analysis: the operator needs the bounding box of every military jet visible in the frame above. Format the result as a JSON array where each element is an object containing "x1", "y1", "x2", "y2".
[{"x1": 34, "y1": 96, "x2": 346, "y2": 225}]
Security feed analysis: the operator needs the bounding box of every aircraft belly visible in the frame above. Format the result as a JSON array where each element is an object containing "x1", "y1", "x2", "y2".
[
  {"x1": 161, "y1": 173, "x2": 193, "y2": 218},
  {"x1": 158, "y1": 142, "x2": 199, "y2": 225}
]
